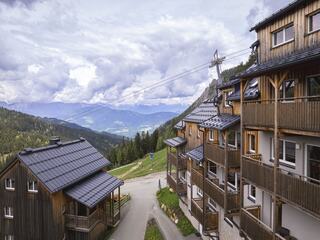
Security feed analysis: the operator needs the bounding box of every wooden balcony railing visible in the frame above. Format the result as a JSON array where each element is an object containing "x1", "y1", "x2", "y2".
[
  {"x1": 168, "y1": 152, "x2": 187, "y2": 170},
  {"x1": 226, "y1": 192, "x2": 240, "y2": 213},
  {"x1": 242, "y1": 156, "x2": 320, "y2": 218},
  {"x1": 65, "y1": 208, "x2": 102, "y2": 229},
  {"x1": 204, "y1": 178, "x2": 224, "y2": 207},
  {"x1": 191, "y1": 199, "x2": 203, "y2": 224},
  {"x1": 167, "y1": 174, "x2": 187, "y2": 196},
  {"x1": 243, "y1": 97, "x2": 320, "y2": 132},
  {"x1": 204, "y1": 211, "x2": 219, "y2": 232},
  {"x1": 240, "y1": 207, "x2": 273, "y2": 240},
  {"x1": 191, "y1": 168, "x2": 203, "y2": 190},
  {"x1": 204, "y1": 144, "x2": 240, "y2": 168}
]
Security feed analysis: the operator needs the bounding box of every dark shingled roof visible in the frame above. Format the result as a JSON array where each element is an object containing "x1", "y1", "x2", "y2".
[
  {"x1": 164, "y1": 137, "x2": 187, "y2": 148},
  {"x1": 183, "y1": 100, "x2": 217, "y2": 123},
  {"x1": 237, "y1": 45, "x2": 320, "y2": 78},
  {"x1": 65, "y1": 171, "x2": 123, "y2": 208},
  {"x1": 174, "y1": 121, "x2": 186, "y2": 130},
  {"x1": 186, "y1": 145, "x2": 203, "y2": 163},
  {"x1": 17, "y1": 139, "x2": 111, "y2": 193},
  {"x1": 217, "y1": 78, "x2": 240, "y2": 90},
  {"x1": 250, "y1": 0, "x2": 310, "y2": 32},
  {"x1": 227, "y1": 78, "x2": 260, "y2": 101},
  {"x1": 200, "y1": 114, "x2": 240, "y2": 130}
]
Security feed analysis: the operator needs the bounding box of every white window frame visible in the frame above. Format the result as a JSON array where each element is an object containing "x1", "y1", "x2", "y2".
[
  {"x1": 27, "y1": 180, "x2": 38, "y2": 193},
  {"x1": 308, "y1": 11, "x2": 320, "y2": 33},
  {"x1": 271, "y1": 138, "x2": 296, "y2": 167},
  {"x1": 248, "y1": 134, "x2": 256, "y2": 153},
  {"x1": 227, "y1": 172, "x2": 238, "y2": 191},
  {"x1": 209, "y1": 130, "x2": 214, "y2": 142},
  {"x1": 4, "y1": 206, "x2": 13, "y2": 219},
  {"x1": 5, "y1": 235, "x2": 14, "y2": 240},
  {"x1": 228, "y1": 130, "x2": 238, "y2": 149},
  {"x1": 248, "y1": 185, "x2": 256, "y2": 202},
  {"x1": 224, "y1": 91, "x2": 232, "y2": 107},
  {"x1": 280, "y1": 79, "x2": 295, "y2": 101},
  {"x1": 197, "y1": 187, "x2": 203, "y2": 197},
  {"x1": 207, "y1": 161, "x2": 217, "y2": 177},
  {"x1": 5, "y1": 178, "x2": 15, "y2": 191},
  {"x1": 208, "y1": 198, "x2": 217, "y2": 211},
  {"x1": 272, "y1": 24, "x2": 294, "y2": 47},
  {"x1": 189, "y1": 125, "x2": 192, "y2": 136}
]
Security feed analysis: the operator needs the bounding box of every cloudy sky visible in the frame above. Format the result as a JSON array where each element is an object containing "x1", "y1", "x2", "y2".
[{"x1": 0, "y1": 0, "x2": 291, "y2": 107}]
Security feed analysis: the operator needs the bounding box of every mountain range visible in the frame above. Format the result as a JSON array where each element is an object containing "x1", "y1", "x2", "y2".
[{"x1": 0, "y1": 102, "x2": 178, "y2": 137}]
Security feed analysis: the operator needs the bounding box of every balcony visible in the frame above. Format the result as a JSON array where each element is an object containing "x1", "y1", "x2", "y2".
[
  {"x1": 65, "y1": 208, "x2": 103, "y2": 230},
  {"x1": 168, "y1": 152, "x2": 187, "y2": 170},
  {"x1": 204, "y1": 177, "x2": 240, "y2": 213},
  {"x1": 204, "y1": 143, "x2": 240, "y2": 168},
  {"x1": 191, "y1": 198, "x2": 219, "y2": 232},
  {"x1": 242, "y1": 98, "x2": 320, "y2": 132},
  {"x1": 167, "y1": 174, "x2": 187, "y2": 196},
  {"x1": 242, "y1": 156, "x2": 320, "y2": 219},
  {"x1": 191, "y1": 168, "x2": 203, "y2": 190}
]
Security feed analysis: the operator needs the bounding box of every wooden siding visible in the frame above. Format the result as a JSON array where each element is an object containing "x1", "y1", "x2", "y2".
[
  {"x1": 185, "y1": 122, "x2": 203, "y2": 151},
  {"x1": 191, "y1": 168, "x2": 203, "y2": 190},
  {"x1": 257, "y1": 0, "x2": 320, "y2": 63},
  {"x1": 204, "y1": 178, "x2": 224, "y2": 207},
  {"x1": 204, "y1": 143, "x2": 240, "y2": 168},
  {"x1": 0, "y1": 161, "x2": 64, "y2": 240}
]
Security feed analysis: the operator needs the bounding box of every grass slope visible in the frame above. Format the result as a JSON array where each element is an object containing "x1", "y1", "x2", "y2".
[
  {"x1": 144, "y1": 218, "x2": 164, "y2": 240},
  {"x1": 109, "y1": 148, "x2": 166, "y2": 180}
]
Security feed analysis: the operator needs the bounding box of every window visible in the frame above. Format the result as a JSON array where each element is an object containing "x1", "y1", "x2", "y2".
[
  {"x1": 224, "y1": 91, "x2": 233, "y2": 107},
  {"x1": 272, "y1": 139, "x2": 296, "y2": 166},
  {"x1": 228, "y1": 131, "x2": 236, "y2": 148},
  {"x1": 227, "y1": 172, "x2": 238, "y2": 190},
  {"x1": 280, "y1": 80, "x2": 295, "y2": 100},
  {"x1": 180, "y1": 171, "x2": 186, "y2": 182},
  {"x1": 307, "y1": 75, "x2": 320, "y2": 97},
  {"x1": 197, "y1": 187, "x2": 203, "y2": 197},
  {"x1": 208, "y1": 161, "x2": 217, "y2": 176},
  {"x1": 309, "y1": 11, "x2": 320, "y2": 33},
  {"x1": 272, "y1": 25, "x2": 294, "y2": 47},
  {"x1": 27, "y1": 180, "x2": 38, "y2": 193},
  {"x1": 197, "y1": 129, "x2": 200, "y2": 138},
  {"x1": 208, "y1": 198, "x2": 217, "y2": 211},
  {"x1": 4, "y1": 206, "x2": 13, "y2": 219},
  {"x1": 248, "y1": 134, "x2": 256, "y2": 153},
  {"x1": 5, "y1": 235, "x2": 14, "y2": 240},
  {"x1": 5, "y1": 178, "x2": 15, "y2": 191},
  {"x1": 248, "y1": 185, "x2": 256, "y2": 202},
  {"x1": 209, "y1": 130, "x2": 214, "y2": 142},
  {"x1": 307, "y1": 145, "x2": 320, "y2": 181},
  {"x1": 189, "y1": 125, "x2": 192, "y2": 136}
]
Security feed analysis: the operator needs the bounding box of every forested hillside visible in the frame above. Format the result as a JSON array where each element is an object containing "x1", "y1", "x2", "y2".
[{"x1": 0, "y1": 107, "x2": 123, "y2": 170}]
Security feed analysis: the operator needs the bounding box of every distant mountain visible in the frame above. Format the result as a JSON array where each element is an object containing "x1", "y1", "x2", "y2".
[
  {"x1": 0, "y1": 107, "x2": 123, "y2": 169},
  {"x1": 0, "y1": 102, "x2": 178, "y2": 137}
]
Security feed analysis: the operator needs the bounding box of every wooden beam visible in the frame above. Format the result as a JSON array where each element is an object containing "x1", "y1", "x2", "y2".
[
  {"x1": 224, "y1": 130, "x2": 229, "y2": 211},
  {"x1": 267, "y1": 75, "x2": 276, "y2": 89},
  {"x1": 240, "y1": 80, "x2": 244, "y2": 209},
  {"x1": 278, "y1": 71, "x2": 289, "y2": 88}
]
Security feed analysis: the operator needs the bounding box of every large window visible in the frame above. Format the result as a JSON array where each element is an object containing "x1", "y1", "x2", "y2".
[
  {"x1": 272, "y1": 25, "x2": 294, "y2": 47},
  {"x1": 309, "y1": 11, "x2": 320, "y2": 33},
  {"x1": 27, "y1": 180, "x2": 38, "y2": 193},
  {"x1": 307, "y1": 145, "x2": 320, "y2": 181},
  {"x1": 5, "y1": 178, "x2": 15, "y2": 191},
  {"x1": 280, "y1": 80, "x2": 295, "y2": 100},
  {"x1": 307, "y1": 75, "x2": 320, "y2": 97},
  {"x1": 4, "y1": 206, "x2": 13, "y2": 219},
  {"x1": 208, "y1": 161, "x2": 217, "y2": 176},
  {"x1": 272, "y1": 139, "x2": 296, "y2": 166}
]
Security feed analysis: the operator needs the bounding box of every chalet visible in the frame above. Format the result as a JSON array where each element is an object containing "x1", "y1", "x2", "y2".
[
  {"x1": 0, "y1": 137, "x2": 123, "y2": 240},
  {"x1": 238, "y1": 0, "x2": 320, "y2": 239}
]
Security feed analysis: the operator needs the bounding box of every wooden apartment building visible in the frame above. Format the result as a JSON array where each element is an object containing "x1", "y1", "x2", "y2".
[
  {"x1": 165, "y1": 0, "x2": 320, "y2": 239},
  {"x1": 0, "y1": 137, "x2": 123, "y2": 240}
]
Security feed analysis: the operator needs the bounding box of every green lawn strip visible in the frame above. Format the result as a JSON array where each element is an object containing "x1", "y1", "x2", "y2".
[
  {"x1": 110, "y1": 148, "x2": 167, "y2": 180},
  {"x1": 157, "y1": 187, "x2": 196, "y2": 236},
  {"x1": 144, "y1": 218, "x2": 164, "y2": 240}
]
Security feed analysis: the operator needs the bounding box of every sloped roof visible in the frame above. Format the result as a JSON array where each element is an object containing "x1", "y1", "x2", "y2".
[
  {"x1": 164, "y1": 137, "x2": 187, "y2": 148},
  {"x1": 186, "y1": 145, "x2": 203, "y2": 163},
  {"x1": 227, "y1": 78, "x2": 260, "y2": 101},
  {"x1": 65, "y1": 171, "x2": 123, "y2": 208},
  {"x1": 237, "y1": 45, "x2": 320, "y2": 78},
  {"x1": 200, "y1": 114, "x2": 240, "y2": 130},
  {"x1": 174, "y1": 121, "x2": 186, "y2": 130},
  {"x1": 183, "y1": 100, "x2": 217, "y2": 123},
  {"x1": 250, "y1": 0, "x2": 310, "y2": 32},
  {"x1": 217, "y1": 78, "x2": 240, "y2": 90},
  {"x1": 17, "y1": 139, "x2": 110, "y2": 193}
]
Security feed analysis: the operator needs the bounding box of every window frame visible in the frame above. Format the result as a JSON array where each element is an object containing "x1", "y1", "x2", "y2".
[
  {"x1": 27, "y1": 180, "x2": 38, "y2": 193},
  {"x1": 208, "y1": 198, "x2": 217, "y2": 212},
  {"x1": 207, "y1": 161, "x2": 217, "y2": 177},
  {"x1": 308, "y1": 11, "x2": 320, "y2": 34},
  {"x1": 197, "y1": 129, "x2": 201, "y2": 138},
  {"x1": 306, "y1": 74, "x2": 320, "y2": 97},
  {"x1": 224, "y1": 91, "x2": 233, "y2": 107},
  {"x1": 279, "y1": 79, "x2": 295, "y2": 101},
  {"x1": 4, "y1": 206, "x2": 13, "y2": 219},
  {"x1": 189, "y1": 125, "x2": 192, "y2": 136},
  {"x1": 227, "y1": 172, "x2": 238, "y2": 191},
  {"x1": 228, "y1": 130, "x2": 238, "y2": 149},
  {"x1": 248, "y1": 133, "x2": 256, "y2": 153},
  {"x1": 209, "y1": 130, "x2": 214, "y2": 142},
  {"x1": 197, "y1": 187, "x2": 203, "y2": 197},
  {"x1": 271, "y1": 138, "x2": 296, "y2": 167},
  {"x1": 179, "y1": 170, "x2": 187, "y2": 182},
  {"x1": 248, "y1": 185, "x2": 256, "y2": 202},
  {"x1": 5, "y1": 178, "x2": 15, "y2": 191},
  {"x1": 272, "y1": 24, "x2": 294, "y2": 48}
]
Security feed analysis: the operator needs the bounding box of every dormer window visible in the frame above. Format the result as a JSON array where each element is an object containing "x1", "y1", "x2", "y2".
[
  {"x1": 308, "y1": 11, "x2": 320, "y2": 33},
  {"x1": 4, "y1": 206, "x2": 13, "y2": 219},
  {"x1": 272, "y1": 24, "x2": 294, "y2": 47},
  {"x1": 5, "y1": 178, "x2": 15, "y2": 191},
  {"x1": 27, "y1": 180, "x2": 38, "y2": 193}
]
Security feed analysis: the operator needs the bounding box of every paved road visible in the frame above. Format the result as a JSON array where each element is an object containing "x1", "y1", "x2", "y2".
[{"x1": 109, "y1": 172, "x2": 199, "y2": 240}]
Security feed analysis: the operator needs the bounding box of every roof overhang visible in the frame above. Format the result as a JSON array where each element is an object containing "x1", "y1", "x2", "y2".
[
  {"x1": 186, "y1": 145, "x2": 204, "y2": 163},
  {"x1": 164, "y1": 137, "x2": 187, "y2": 148}
]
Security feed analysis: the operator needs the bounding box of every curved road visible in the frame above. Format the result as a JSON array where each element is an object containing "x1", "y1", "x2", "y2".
[{"x1": 109, "y1": 172, "x2": 199, "y2": 240}]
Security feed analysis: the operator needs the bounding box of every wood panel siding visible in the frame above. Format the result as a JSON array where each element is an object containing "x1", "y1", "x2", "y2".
[
  {"x1": 205, "y1": 143, "x2": 240, "y2": 168},
  {"x1": 65, "y1": 208, "x2": 103, "y2": 230},
  {"x1": 185, "y1": 122, "x2": 203, "y2": 151},
  {"x1": 168, "y1": 153, "x2": 187, "y2": 170},
  {"x1": 204, "y1": 178, "x2": 224, "y2": 207},
  {"x1": 257, "y1": 0, "x2": 320, "y2": 63},
  {"x1": 0, "y1": 161, "x2": 64, "y2": 240}
]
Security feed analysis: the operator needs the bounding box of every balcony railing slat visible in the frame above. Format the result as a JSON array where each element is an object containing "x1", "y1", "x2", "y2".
[
  {"x1": 204, "y1": 178, "x2": 224, "y2": 207},
  {"x1": 191, "y1": 168, "x2": 203, "y2": 190},
  {"x1": 205, "y1": 143, "x2": 240, "y2": 168}
]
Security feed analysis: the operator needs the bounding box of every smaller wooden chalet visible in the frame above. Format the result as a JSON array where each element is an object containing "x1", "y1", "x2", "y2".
[{"x1": 0, "y1": 137, "x2": 123, "y2": 240}]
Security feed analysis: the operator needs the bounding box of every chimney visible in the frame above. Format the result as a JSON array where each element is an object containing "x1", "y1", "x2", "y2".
[{"x1": 49, "y1": 136, "x2": 61, "y2": 145}]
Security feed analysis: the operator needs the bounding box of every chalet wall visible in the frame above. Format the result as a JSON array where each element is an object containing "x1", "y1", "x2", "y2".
[
  {"x1": 185, "y1": 122, "x2": 203, "y2": 150},
  {"x1": 257, "y1": 0, "x2": 320, "y2": 63},
  {"x1": 0, "y1": 160, "x2": 64, "y2": 240}
]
